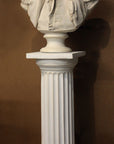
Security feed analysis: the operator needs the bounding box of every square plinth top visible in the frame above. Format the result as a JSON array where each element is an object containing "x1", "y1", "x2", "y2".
[{"x1": 26, "y1": 51, "x2": 86, "y2": 60}]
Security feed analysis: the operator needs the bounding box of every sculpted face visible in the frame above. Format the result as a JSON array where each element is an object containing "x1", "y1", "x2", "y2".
[{"x1": 21, "y1": 0, "x2": 98, "y2": 33}]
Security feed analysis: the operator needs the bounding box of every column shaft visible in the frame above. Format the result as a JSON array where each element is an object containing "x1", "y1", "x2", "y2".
[{"x1": 41, "y1": 71, "x2": 75, "y2": 144}]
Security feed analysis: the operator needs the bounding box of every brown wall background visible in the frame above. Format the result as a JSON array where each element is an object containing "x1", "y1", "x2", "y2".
[{"x1": 0, "y1": 0, "x2": 113, "y2": 144}]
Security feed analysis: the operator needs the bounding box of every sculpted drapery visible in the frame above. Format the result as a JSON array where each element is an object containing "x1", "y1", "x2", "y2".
[{"x1": 21, "y1": 0, "x2": 98, "y2": 32}]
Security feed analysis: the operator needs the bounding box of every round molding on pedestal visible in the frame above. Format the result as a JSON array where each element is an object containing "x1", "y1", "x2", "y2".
[{"x1": 40, "y1": 33, "x2": 72, "y2": 53}]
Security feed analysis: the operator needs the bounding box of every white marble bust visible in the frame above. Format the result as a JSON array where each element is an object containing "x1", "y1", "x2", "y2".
[
  {"x1": 21, "y1": 0, "x2": 98, "y2": 33},
  {"x1": 21, "y1": 0, "x2": 99, "y2": 52}
]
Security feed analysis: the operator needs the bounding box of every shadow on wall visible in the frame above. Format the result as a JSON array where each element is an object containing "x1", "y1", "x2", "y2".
[{"x1": 67, "y1": 19, "x2": 111, "y2": 144}]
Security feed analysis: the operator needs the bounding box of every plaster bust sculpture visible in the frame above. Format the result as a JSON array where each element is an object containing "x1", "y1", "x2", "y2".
[{"x1": 21, "y1": 0, "x2": 99, "y2": 52}]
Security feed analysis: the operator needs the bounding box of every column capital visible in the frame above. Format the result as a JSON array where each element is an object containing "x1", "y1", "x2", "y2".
[
  {"x1": 26, "y1": 51, "x2": 86, "y2": 60},
  {"x1": 26, "y1": 51, "x2": 86, "y2": 71}
]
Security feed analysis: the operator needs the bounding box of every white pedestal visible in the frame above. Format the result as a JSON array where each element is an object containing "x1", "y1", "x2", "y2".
[{"x1": 26, "y1": 52, "x2": 85, "y2": 144}]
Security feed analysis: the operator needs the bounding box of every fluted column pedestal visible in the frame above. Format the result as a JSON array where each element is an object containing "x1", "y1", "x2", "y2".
[{"x1": 26, "y1": 52, "x2": 85, "y2": 144}]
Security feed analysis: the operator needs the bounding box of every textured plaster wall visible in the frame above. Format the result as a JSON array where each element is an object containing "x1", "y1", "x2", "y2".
[{"x1": 0, "y1": 0, "x2": 113, "y2": 144}]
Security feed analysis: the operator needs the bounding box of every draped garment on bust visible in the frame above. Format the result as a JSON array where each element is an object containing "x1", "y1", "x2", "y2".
[{"x1": 21, "y1": 0, "x2": 98, "y2": 32}]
